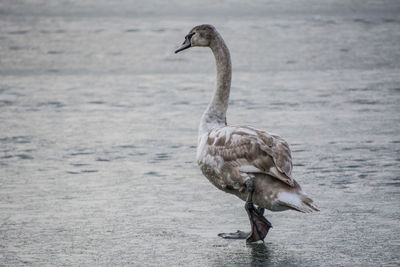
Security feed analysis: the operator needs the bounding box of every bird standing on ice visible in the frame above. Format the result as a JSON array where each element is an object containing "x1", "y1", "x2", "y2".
[{"x1": 175, "y1": 24, "x2": 319, "y2": 243}]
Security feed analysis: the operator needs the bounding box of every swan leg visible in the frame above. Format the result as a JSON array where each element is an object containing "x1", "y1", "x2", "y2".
[
  {"x1": 258, "y1": 207, "x2": 265, "y2": 216},
  {"x1": 218, "y1": 179, "x2": 272, "y2": 242},
  {"x1": 244, "y1": 179, "x2": 272, "y2": 243}
]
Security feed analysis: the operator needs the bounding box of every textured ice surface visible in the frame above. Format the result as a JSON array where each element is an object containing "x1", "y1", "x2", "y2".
[{"x1": 0, "y1": 0, "x2": 399, "y2": 266}]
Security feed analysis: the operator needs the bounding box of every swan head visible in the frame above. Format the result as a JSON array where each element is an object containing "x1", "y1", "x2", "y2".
[{"x1": 175, "y1": 24, "x2": 217, "y2": 53}]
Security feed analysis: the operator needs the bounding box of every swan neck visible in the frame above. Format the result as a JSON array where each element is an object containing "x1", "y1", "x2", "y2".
[{"x1": 199, "y1": 33, "x2": 232, "y2": 135}]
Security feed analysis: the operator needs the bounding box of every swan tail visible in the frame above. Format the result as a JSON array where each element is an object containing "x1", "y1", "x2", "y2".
[{"x1": 277, "y1": 191, "x2": 319, "y2": 213}]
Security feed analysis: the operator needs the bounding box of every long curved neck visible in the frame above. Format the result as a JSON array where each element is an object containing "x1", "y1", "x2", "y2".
[{"x1": 199, "y1": 33, "x2": 232, "y2": 136}]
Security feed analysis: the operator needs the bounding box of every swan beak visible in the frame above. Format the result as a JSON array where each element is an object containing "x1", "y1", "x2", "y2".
[
  {"x1": 175, "y1": 33, "x2": 194, "y2": 53},
  {"x1": 175, "y1": 39, "x2": 191, "y2": 53}
]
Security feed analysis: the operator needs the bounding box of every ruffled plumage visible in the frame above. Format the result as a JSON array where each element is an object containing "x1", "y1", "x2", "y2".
[{"x1": 197, "y1": 125, "x2": 319, "y2": 212}]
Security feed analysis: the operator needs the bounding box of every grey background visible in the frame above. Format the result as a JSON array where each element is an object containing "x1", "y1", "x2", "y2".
[{"x1": 0, "y1": 0, "x2": 399, "y2": 266}]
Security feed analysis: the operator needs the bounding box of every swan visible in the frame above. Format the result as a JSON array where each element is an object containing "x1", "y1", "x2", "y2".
[{"x1": 175, "y1": 24, "x2": 318, "y2": 243}]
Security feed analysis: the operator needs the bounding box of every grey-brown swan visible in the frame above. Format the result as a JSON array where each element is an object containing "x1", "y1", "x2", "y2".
[{"x1": 175, "y1": 24, "x2": 318, "y2": 243}]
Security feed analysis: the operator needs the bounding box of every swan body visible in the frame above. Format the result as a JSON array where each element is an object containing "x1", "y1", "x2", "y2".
[
  {"x1": 175, "y1": 24, "x2": 318, "y2": 242},
  {"x1": 197, "y1": 125, "x2": 318, "y2": 213}
]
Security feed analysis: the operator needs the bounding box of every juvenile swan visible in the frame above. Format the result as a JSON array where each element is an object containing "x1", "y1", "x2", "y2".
[{"x1": 175, "y1": 24, "x2": 318, "y2": 243}]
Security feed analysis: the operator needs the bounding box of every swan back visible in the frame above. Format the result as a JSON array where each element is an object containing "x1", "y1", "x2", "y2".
[{"x1": 197, "y1": 125, "x2": 294, "y2": 187}]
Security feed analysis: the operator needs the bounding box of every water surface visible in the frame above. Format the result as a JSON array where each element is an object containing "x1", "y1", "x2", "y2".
[{"x1": 0, "y1": 0, "x2": 399, "y2": 266}]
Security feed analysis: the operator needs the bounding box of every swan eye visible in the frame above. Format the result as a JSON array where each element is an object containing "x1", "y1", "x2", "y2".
[{"x1": 187, "y1": 32, "x2": 195, "y2": 40}]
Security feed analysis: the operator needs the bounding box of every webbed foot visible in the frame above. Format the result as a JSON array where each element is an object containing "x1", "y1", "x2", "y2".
[
  {"x1": 217, "y1": 178, "x2": 272, "y2": 243},
  {"x1": 218, "y1": 230, "x2": 250, "y2": 239},
  {"x1": 245, "y1": 202, "x2": 272, "y2": 243}
]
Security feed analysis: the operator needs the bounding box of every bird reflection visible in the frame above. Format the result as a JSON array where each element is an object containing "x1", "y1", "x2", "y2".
[{"x1": 248, "y1": 242, "x2": 271, "y2": 265}]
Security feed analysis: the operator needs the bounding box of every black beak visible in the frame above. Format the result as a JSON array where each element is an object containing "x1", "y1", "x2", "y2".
[{"x1": 175, "y1": 32, "x2": 195, "y2": 54}]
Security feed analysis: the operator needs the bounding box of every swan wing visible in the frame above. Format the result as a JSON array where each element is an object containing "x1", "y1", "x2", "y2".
[{"x1": 206, "y1": 126, "x2": 294, "y2": 186}]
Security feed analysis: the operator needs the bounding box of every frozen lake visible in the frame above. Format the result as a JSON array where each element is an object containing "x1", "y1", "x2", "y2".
[{"x1": 1, "y1": 0, "x2": 399, "y2": 265}]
